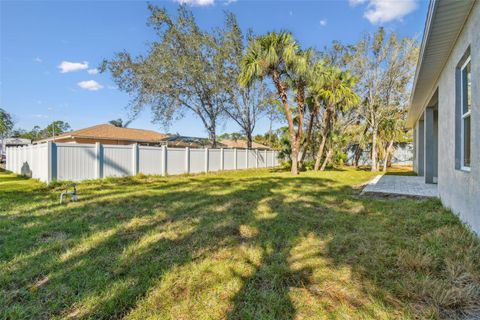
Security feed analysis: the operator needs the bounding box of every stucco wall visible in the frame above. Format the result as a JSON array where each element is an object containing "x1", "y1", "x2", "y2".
[{"x1": 433, "y1": 2, "x2": 479, "y2": 235}]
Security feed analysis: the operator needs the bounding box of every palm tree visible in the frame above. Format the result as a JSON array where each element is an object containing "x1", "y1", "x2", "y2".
[
  {"x1": 109, "y1": 118, "x2": 133, "y2": 128},
  {"x1": 378, "y1": 109, "x2": 408, "y2": 172},
  {"x1": 239, "y1": 31, "x2": 305, "y2": 174},
  {"x1": 311, "y1": 68, "x2": 359, "y2": 171},
  {"x1": 299, "y1": 60, "x2": 327, "y2": 166}
]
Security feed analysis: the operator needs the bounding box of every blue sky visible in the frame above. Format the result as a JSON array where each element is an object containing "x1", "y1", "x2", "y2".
[{"x1": 1, "y1": 0, "x2": 428, "y2": 138}]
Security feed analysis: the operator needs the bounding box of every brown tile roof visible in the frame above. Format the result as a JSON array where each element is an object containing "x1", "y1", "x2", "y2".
[
  {"x1": 38, "y1": 124, "x2": 168, "y2": 143},
  {"x1": 220, "y1": 139, "x2": 271, "y2": 150}
]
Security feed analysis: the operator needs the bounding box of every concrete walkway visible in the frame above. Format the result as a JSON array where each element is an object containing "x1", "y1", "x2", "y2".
[{"x1": 362, "y1": 175, "x2": 438, "y2": 198}]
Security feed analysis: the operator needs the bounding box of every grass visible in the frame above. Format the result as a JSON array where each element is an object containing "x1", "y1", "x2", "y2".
[{"x1": 1, "y1": 167, "x2": 479, "y2": 319}]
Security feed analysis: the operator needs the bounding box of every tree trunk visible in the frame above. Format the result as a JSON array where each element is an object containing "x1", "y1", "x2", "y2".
[
  {"x1": 320, "y1": 147, "x2": 333, "y2": 171},
  {"x1": 371, "y1": 127, "x2": 378, "y2": 172},
  {"x1": 314, "y1": 106, "x2": 333, "y2": 171},
  {"x1": 382, "y1": 140, "x2": 394, "y2": 172},
  {"x1": 299, "y1": 106, "x2": 318, "y2": 167},
  {"x1": 353, "y1": 145, "x2": 362, "y2": 167},
  {"x1": 272, "y1": 71, "x2": 299, "y2": 175},
  {"x1": 209, "y1": 128, "x2": 217, "y2": 148},
  {"x1": 246, "y1": 131, "x2": 253, "y2": 149},
  {"x1": 314, "y1": 135, "x2": 327, "y2": 171}
]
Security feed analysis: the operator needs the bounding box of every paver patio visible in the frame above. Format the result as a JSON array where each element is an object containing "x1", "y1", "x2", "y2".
[{"x1": 362, "y1": 175, "x2": 439, "y2": 197}]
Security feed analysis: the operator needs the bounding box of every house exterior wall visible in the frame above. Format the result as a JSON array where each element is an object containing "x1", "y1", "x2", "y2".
[{"x1": 414, "y1": 2, "x2": 479, "y2": 234}]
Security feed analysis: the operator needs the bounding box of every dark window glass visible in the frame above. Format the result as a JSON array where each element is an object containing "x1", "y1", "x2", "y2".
[{"x1": 463, "y1": 115, "x2": 470, "y2": 168}]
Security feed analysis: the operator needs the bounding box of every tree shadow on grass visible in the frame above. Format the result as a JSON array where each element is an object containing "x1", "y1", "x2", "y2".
[
  {"x1": 2, "y1": 170, "x2": 478, "y2": 319},
  {"x1": 1, "y1": 173, "x2": 336, "y2": 319}
]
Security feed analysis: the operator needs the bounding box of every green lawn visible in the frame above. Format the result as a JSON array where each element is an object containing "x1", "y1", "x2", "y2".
[{"x1": 1, "y1": 168, "x2": 479, "y2": 319}]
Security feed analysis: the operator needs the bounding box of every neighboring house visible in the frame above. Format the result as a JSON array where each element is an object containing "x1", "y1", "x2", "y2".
[
  {"x1": 407, "y1": 0, "x2": 478, "y2": 234},
  {"x1": 220, "y1": 139, "x2": 271, "y2": 150},
  {"x1": 35, "y1": 124, "x2": 168, "y2": 146},
  {"x1": 161, "y1": 135, "x2": 217, "y2": 148},
  {"x1": 34, "y1": 124, "x2": 271, "y2": 150},
  {"x1": 0, "y1": 138, "x2": 31, "y2": 162}
]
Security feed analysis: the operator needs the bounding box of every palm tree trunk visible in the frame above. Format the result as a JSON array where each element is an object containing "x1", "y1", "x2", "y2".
[
  {"x1": 272, "y1": 71, "x2": 299, "y2": 174},
  {"x1": 314, "y1": 106, "x2": 333, "y2": 171},
  {"x1": 320, "y1": 147, "x2": 333, "y2": 171},
  {"x1": 314, "y1": 135, "x2": 327, "y2": 171},
  {"x1": 299, "y1": 106, "x2": 318, "y2": 167}
]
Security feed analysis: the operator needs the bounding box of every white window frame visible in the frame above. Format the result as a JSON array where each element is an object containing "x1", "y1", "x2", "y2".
[{"x1": 460, "y1": 56, "x2": 471, "y2": 172}]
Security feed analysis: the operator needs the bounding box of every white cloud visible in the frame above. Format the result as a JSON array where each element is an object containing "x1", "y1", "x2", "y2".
[
  {"x1": 87, "y1": 68, "x2": 99, "y2": 75},
  {"x1": 78, "y1": 80, "x2": 103, "y2": 91},
  {"x1": 289, "y1": 10, "x2": 293, "y2": 16},
  {"x1": 319, "y1": 19, "x2": 327, "y2": 26},
  {"x1": 34, "y1": 57, "x2": 43, "y2": 63},
  {"x1": 58, "y1": 61, "x2": 89, "y2": 73},
  {"x1": 223, "y1": 0, "x2": 237, "y2": 5},
  {"x1": 351, "y1": 0, "x2": 418, "y2": 24},
  {"x1": 174, "y1": 0, "x2": 214, "y2": 6}
]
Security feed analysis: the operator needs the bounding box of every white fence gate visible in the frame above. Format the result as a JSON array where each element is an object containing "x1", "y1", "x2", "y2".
[{"x1": 6, "y1": 142, "x2": 280, "y2": 183}]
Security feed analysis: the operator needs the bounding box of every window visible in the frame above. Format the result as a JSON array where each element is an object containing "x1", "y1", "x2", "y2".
[{"x1": 460, "y1": 57, "x2": 471, "y2": 170}]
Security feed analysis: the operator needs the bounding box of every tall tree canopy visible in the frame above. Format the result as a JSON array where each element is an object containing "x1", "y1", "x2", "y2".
[
  {"x1": 240, "y1": 31, "x2": 309, "y2": 174},
  {"x1": 348, "y1": 27, "x2": 418, "y2": 171},
  {"x1": 0, "y1": 108, "x2": 14, "y2": 139},
  {"x1": 102, "y1": 5, "x2": 241, "y2": 147}
]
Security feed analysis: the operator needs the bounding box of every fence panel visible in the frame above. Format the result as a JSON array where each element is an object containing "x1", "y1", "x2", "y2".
[
  {"x1": 6, "y1": 143, "x2": 279, "y2": 183},
  {"x1": 166, "y1": 148, "x2": 185, "y2": 175},
  {"x1": 223, "y1": 149, "x2": 235, "y2": 170},
  {"x1": 237, "y1": 149, "x2": 247, "y2": 169},
  {"x1": 208, "y1": 149, "x2": 221, "y2": 172},
  {"x1": 139, "y1": 146, "x2": 163, "y2": 175},
  {"x1": 247, "y1": 150, "x2": 256, "y2": 168},
  {"x1": 189, "y1": 149, "x2": 205, "y2": 173},
  {"x1": 103, "y1": 145, "x2": 132, "y2": 178},
  {"x1": 56, "y1": 144, "x2": 96, "y2": 181}
]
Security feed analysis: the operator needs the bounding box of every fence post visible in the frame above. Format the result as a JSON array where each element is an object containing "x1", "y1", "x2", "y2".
[
  {"x1": 255, "y1": 149, "x2": 259, "y2": 168},
  {"x1": 162, "y1": 145, "x2": 167, "y2": 176},
  {"x1": 271, "y1": 151, "x2": 275, "y2": 167},
  {"x1": 95, "y1": 142, "x2": 103, "y2": 179},
  {"x1": 47, "y1": 141, "x2": 57, "y2": 183},
  {"x1": 233, "y1": 148, "x2": 237, "y2": 170},
  {"x1": 264, "y1": 150, "x2": 267, "y2": 167},
  {"x1": 246, "y1": 148, "x2": 249, "y2": 169},
  {"x1": 220, "y1": 148, "x2": 224, "y2": 171},
  {"x1": 5, "y1": 147, "x2": 9, "y2": 171},
  {"x1": 132, "y1": 143, "x2": 139, "y2": 176},
  {"x1": 185, "y1": 147, "x2": 190, "y2": 174},
  {"x1": 204, "y1": 147, "x2": 209, "y2": 173}
]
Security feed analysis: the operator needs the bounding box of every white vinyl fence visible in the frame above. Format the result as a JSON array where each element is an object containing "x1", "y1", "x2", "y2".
[{"x1": 6, "y1": 142, "x2": 280, "y2": 183}]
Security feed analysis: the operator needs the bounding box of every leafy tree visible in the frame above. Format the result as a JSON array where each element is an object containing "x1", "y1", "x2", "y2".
[
  {"x1": 218, "y1": 132, "x2": 245, "y2": 141},
  {"x1": 42, "y1": 121, "x2": 71, "y2": 138},
  {"x1": 240, "y1": 31, "x2": 307, "y2": 174},
  {"x1": 102, "y1": 5, "x2": 241, "y2": 147},
  {"x1": 225, "y1": 80, "x2": 274, "y2": 148},
  {"x1": 0, "y1": 108, "x2": 14, "y2": 139},
  {"x1": 349, "y1": 28, "x2": 418, "y2": 171},
  {"x1": 11, "y1": 126, "x2": 42, "y2": 140}
]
